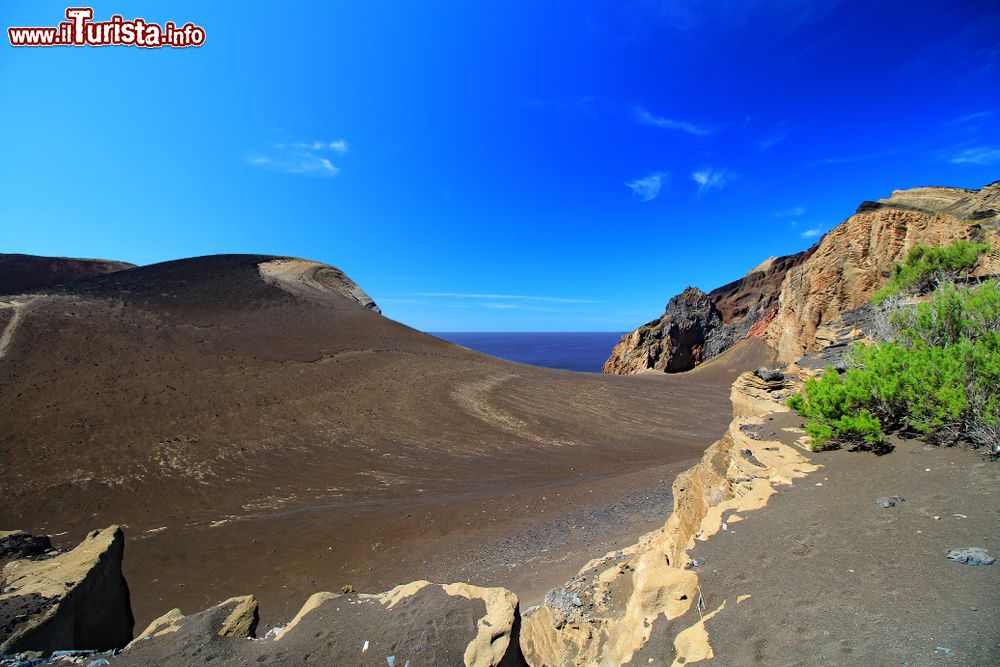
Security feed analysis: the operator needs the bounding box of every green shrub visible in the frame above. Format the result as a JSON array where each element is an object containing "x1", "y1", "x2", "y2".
[
  {"x1": 849, "y1": 341, "x2": 969, "y2": 433},
  {"x1": 789, "y1": 280, "x2": 1000, "y2": 453},
  {"x1": 786, "y1": 367, "x2": 884, "y2": 450},
  {"x1": 873, "y1": 240, "x2": 989, "y2": 302},
  {"x1": 889, "y1": 280, "x2": 1000, "y2": 346}
]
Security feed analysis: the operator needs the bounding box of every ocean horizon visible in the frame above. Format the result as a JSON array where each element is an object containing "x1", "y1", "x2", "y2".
[{"x1": 432, "y1": 331, "x2": 625, "y2": 373}]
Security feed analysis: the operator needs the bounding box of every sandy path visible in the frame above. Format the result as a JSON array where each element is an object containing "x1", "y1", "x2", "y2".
[{"x1": 0, "y1": 296, "x2": 41, "y2": 360}]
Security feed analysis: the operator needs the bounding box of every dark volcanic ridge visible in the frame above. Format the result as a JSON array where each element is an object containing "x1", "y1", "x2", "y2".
[{"x1": 0, "y1": 253, "x2": 135, "y2": 296}]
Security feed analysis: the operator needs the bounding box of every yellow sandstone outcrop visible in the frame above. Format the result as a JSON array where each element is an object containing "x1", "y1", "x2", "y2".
[
  {"x1": 0, "y1": 526, "x2": 134, "y2": 654},
  {"x1": 520, "y1": 371, "x2": 819, "y2": 666},
  {"x1": 122, "y1": 579, "x2": 523, "y2": 667}
]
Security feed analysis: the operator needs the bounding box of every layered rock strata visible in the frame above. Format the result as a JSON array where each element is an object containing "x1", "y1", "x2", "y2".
[{"x1": 605, "y1": 181, "x2": 1000, "y2": 374}]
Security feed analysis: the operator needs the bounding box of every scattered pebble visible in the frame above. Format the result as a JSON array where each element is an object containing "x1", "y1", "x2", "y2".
[
  {"x1": 686, "y1": 557, "x2": 707, "y2": 569},
  {"x1": 945, "y1": 547, "x2": 995, "y2": 566}
]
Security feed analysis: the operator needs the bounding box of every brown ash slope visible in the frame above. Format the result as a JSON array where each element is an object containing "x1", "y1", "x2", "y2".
[
  {"x1": 605, "y1": 181, "x2": 1000, "y2": 374},
  {"x1": 0, "y1": 253, "x2": 764, "y2": 628}
]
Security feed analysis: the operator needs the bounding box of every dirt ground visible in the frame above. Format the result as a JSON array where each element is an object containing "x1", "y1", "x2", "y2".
[{"x1": 693, "y1": 431, "x2": 999, "y2": 666}]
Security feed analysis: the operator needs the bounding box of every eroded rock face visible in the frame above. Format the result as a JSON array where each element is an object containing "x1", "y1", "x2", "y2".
[
  {"x1": 858, "y1": 179, "x2": 1000, "y2": 222},
  {"x1": 604, "y1": 253, "x2": 808, "y2": 374},
  {"x1": 0, "y1": 526, "x2": 134, "y2": 655},
  {"x1": 605, "y1": 181, "x2": 1000, "y2": 374},
  {"x1": 603, "y1": 288, "x2": 722, "y2": 374},
  {"x1": 115, "y1": 581, "x2": 524, "y2": 667},
  {"x1": 258, "y1": 258, "x2": 381, "y2": 313},
  {"x1": 767, "y1": 205, "x2": 999, "y2": 362}
]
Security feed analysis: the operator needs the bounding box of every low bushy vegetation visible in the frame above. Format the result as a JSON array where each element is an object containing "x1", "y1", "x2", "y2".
[
  {"x1": 872, "y1": 240, "x2": 989, "y2": 303},
  {"x1": 788, "y1": 280, "x2": 1000, "y2": 454}
]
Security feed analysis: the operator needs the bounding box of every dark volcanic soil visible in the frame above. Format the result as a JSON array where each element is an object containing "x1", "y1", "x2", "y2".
[
  {"x1": 695, "y1": 436, "x2": 1000, "y2": 666},
  {"x1": 0, "y1": 254, "x2": 769, "y2": 629}
]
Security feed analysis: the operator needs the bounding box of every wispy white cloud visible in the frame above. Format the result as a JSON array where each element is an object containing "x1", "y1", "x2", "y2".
[
  {"x1": 756, "y1": 123, "x2": 788, "y2": 150},
  {"x1": 275, "y1": 140, "x2": 349, "y2": 153},
  {"x1": 626, "y1": 171, "x2": 670, "y2": 202},
  {"x1": 634, "y1": 106, "x2": 716, "y2": 136},
  {"x1": 477, "y1": 302, "x2": 556, "y2": 312},
  {"x1": 947, "y1": 110, "x2": 994, "y2": 126},
  {"x1": 948, "y1": 146, "x2": 1000, "y2": 165},
  {"x1": 245, "y1": 138, "x2": 348, "y2": 177},
  {"x1": 800, "y1": 227, "x2": 823, "y2": 239},
  {"x1": 775, "y1": 206, "x2": 806, "y2": 218},
  {"x1": 691, "y1": 168, "x2": 737, "y2": 195},
  {"x1": 412, "y1": 292, "x2": 598, "y2": 304}
]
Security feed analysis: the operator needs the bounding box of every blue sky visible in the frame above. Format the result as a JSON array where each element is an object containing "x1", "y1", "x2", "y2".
[{"x1": 2, "y1": 1, "x2": 999, "y2": 331}]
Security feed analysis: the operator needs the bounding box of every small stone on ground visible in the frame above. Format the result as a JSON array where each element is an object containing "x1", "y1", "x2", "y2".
[{"x1": 944, "y1": 548, "x2": 994, "y2": 566}]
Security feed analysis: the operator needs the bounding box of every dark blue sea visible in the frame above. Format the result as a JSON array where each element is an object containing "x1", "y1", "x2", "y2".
[{"x1": 433, "y1": 332, "x2": 625, "y2": 373}]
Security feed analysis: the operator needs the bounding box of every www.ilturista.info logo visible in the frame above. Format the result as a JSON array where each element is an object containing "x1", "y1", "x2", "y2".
[{"x1": 8, "y1": 7, "x2": 205, "y2": 48}]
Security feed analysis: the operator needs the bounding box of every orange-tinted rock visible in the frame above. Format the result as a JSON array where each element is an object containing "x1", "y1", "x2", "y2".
[{"x1": 605, "y1": 181, "x2": 1000, "y2": 374}]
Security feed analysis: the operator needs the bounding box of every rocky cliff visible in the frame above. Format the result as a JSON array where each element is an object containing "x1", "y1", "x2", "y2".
[
  {"x1": 603, "y1": 253, "x2": 808, "y2": 374},
  {"x1": 604, "y1": 181, "x2": 1000, "y2": 374},
  {"x1": 0, "y1": 526, "x2": 133, "y2": 655}
]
